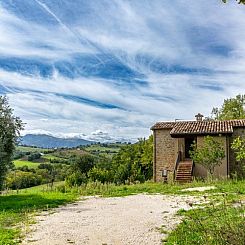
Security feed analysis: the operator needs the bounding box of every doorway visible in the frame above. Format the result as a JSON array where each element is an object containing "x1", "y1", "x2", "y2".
[{"x1": 185, "y1": 137, "x2": 196, "y2": 159}]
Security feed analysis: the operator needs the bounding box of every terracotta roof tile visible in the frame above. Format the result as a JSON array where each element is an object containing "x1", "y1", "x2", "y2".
[{"x1": 151, "y1": 119, "x2": 245, "y2": 135}]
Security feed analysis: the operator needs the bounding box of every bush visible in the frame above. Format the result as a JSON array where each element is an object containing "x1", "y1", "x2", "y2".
[
  {"x1": 5, "y1": 171, "x2": 42, "y2": 189},
  {"x1": 65, "y1": 172, "x2": 88, "y2": 187},
  {"x1": 88, "y1": 167, "x2": 112, "y2": 183},
  {"x1": 28, "y1": 153, "x2": 41, "y2": 161}
]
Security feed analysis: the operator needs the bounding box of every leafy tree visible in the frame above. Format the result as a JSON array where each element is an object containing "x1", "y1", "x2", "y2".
[
  {"x1": 0, "y1": 96, "x2": 23, "y2": 190},
  {"x1": 212, "y1": 94, "x2": 245, "y2": 120},
  {"x1": 71, "y1": 154, "x2": 95, "y2": 176},
  {"x1": 190, "y1": 136, "x2": 225, "y2": 176},
  {"x1": 222, "y1": 0, "x2": 245, "y2": 3},
  {"x1": 66, "y1": 172, "x2": 87, "y2": 186},
  {"x1": 88, "y1": 167, "x2": 112, "y2": 183},
  {"x1": 27, "y1": 152, "x2": 41, "y2": 161},
  {"x1": 231, "y1": 137, "x2": 245, "y2": 177},
  {"x1": 111, "y1": 136, "x2": 153, "y2": 184},
  {"x1": 231, "y1": 137, "x2": 245, "y2": 161}
]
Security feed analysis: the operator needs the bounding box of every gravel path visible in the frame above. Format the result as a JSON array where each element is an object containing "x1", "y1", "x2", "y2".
[{"x1": 22, "y1": 194, "x2": 198, "y2": 245}]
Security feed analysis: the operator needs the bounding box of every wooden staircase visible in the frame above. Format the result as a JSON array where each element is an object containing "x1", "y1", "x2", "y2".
[{"x1": 175, "y1": 160, "x2": 193, "y2": 183}]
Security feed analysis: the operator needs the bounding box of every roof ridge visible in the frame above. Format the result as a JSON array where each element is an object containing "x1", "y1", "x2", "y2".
[{"x1": 151, "y1": 119, "x2": 245, "y2": 132}]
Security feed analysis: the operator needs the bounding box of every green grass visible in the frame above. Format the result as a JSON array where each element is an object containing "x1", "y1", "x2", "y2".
[
  {"x1": 64, "y1": 179, "x2": 245, "y2": 198},
  {"x1": 13, "y1": 160, "x2": 40, "y2": 169},
  {"x1": 166, "y1": 199, "x2": 245, "y2": 245},
  {"x1": 0, "y1": 183, "x2": 79, "y2": 245},
  {"x1": 163, "y1": 179, "x2": 245, "y2": 244}
]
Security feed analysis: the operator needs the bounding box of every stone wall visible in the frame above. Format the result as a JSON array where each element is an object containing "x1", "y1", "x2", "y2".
[
  {"x1": 153, "y1": 129, "x2": 177, "y2": 182},
  {"x1": 229, "y1": 128, "x2": 245, "y2": 178}
]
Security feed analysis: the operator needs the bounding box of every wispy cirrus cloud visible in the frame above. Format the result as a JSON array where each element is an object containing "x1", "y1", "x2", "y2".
[{"x1": 0, "y1": 0, "x2": 245, "y2": 141}]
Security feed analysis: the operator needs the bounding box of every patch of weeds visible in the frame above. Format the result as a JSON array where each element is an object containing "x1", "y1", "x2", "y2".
[
  {"x1": 156, "y1": 225, "x2": 169, "y2": 235},
  {"x1": 166, "y1": 196, "x2": 245, "y2": 245},
  {"x1": 176, "y1": 208, "x2": 187, "y2": 216}
]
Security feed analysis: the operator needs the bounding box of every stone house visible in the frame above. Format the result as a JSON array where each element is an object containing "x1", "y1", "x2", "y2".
[{"x1": 151, "y1": 114, "x2": 245, "y2": 182}]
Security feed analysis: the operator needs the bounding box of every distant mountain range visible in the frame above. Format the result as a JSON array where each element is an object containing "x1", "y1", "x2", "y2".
[{"x1": 20, "y1": 134, "x2": 94, "y2": 149}]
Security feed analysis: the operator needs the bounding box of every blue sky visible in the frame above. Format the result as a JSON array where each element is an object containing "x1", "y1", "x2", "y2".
[{"x1": 0, "y1": 0, "x2": 245, "y2": 141}]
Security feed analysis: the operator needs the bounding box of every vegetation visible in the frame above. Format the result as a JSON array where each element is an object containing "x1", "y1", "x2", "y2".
[
  {"x1": 231, "y1": 136, "x2": 245, "y2": 162},
  {"x1": 65, "y1": 136, "x2": 153, "y2": 186},
  {"x1": 84, "y1": 143, "x2": 122, "y2": 156},
  {"x1": 166, "y1": 198, "x2": 245, "y2": 245},
  {"x1": 13, "y1": 160, "x2": 40, "y2": 169},
  {"x1": 1, "y1": 137, "x2": 152, "y2": 190},
  {"x1": 190, "y1": 136, "x2": 225, "y2": 176},
  {"x1": 231, "y1": 136, "x2": 245, "y2": 178},
  {"x1": 0, "y1": 96, "x2": 24, "y2": 190},
  {"x1": 222, "y1": 0, "x2": 245, "y2": 3},
  {"x1": 212, "y1": 94, "x2": 245, "y2": 120},
  {"x1": 0, "y1": 184, "x2": 78, "y2": 244}
]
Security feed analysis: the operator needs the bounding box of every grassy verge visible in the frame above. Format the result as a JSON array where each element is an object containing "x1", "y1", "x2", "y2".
[
  {"x1": 60, "y1": 179, "x2": 245, "y2": 198},
  {"x1": 0, "y1": 184, "x2": 79, "y2": 244},
  {"x1": 163, "y1": 179, "x2": 245, "y2": 244},
  {"x1": 166, "y1": 198, "x2": 245, "y2": 245}
]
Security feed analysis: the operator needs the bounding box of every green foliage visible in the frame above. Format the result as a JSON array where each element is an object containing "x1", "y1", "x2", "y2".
[
  {"x1": 66, "y1": 172, "x2": 88, "y2": 186},
  {"x1": 27, "y1": 152, "x2": 41, "y2": 161},
  {"x1": 88, "y1": 167, "x2": 112, "y2": 183},
  {"x1": 231, "y1": 136, "x2": 245, "y2": 178},
  {"x1": 190, "y1": 136, "x2": 225, "y2": 175},
  {"x1": 70, "y1": 154, "x2": 95, "y2": 175},
  {"x1": 222, "y1": 0, "x2": 245, "y2": 3},
  {"x1": 5, "y1": 171, "x2": 42, "y2": 190},
  {"x1": 111, "y1": 136, "x2": 153, "y2": 184},
  {"x1": 0, "y1": 96, "x2": 24, "y2": 190},
  {"x1": 212, "y1": 94, "x2": 245, "y2": 120},
  {"x1": 231, "y1": 136, "x2": 245, "y2": 161},
  {"x1": 64, "y1": 136, "x2": 153, "y2": 187}
]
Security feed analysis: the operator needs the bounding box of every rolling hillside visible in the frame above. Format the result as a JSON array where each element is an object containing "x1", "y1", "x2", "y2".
[{"x1": 20, "y1": 134, "x2": 93, "y2": 149}]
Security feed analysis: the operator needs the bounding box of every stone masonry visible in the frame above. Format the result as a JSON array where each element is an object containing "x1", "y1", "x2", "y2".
[{"x1": 154, "y1": 129, "x2": 177, "y2": 182}]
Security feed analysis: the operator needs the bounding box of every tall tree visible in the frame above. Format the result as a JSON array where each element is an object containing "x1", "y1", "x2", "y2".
[
  {"x1": 0, "y1": 96, "x2": 23, "y2": 190},
  {"x1": 212, "y1": 94, "x2": 245, "y2": 120},
  {"x1": 222, "y1": 0, "x2": 245, "y2": 3},
  {"x1": 190, "y1": 136, "x2": 225, "y2": 176}
]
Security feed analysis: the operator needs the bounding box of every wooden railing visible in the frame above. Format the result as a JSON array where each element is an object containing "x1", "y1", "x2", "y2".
[{"x1": 174, "y1": 151, "x2": 181, "y2": 180}]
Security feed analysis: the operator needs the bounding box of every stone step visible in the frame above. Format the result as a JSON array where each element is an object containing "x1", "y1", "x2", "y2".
[{"x1": 175, "y1": 160, "x2": 193, "y2": 183}]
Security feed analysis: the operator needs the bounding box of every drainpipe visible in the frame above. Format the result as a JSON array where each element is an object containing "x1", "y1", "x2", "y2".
[{"x1": 153, "y1": 130, "x2": 156, "y2": 182}]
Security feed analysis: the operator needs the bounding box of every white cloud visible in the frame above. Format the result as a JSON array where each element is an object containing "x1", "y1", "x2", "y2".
[{"x1": 0, "y1": 1, "x2": 245, "y2": 141}]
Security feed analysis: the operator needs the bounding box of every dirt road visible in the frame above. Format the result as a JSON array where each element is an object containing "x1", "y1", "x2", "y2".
[{"x1": 22, "y1": 194, "x2": 197, "y2": 245}]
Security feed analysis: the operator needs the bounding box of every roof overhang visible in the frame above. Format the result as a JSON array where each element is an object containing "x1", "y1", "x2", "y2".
[{"x1": 151, "y1": 119, "x2": 245, "y2": 135}]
